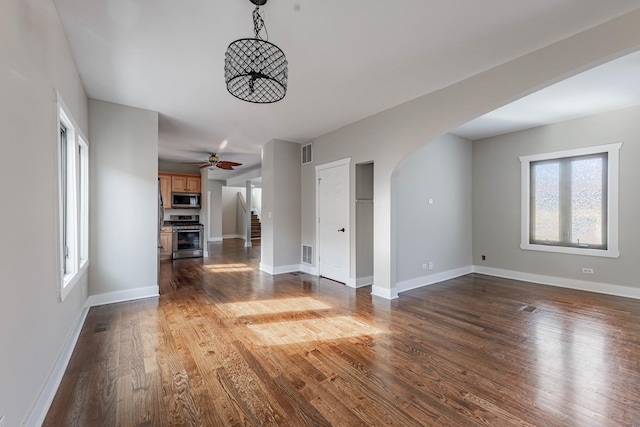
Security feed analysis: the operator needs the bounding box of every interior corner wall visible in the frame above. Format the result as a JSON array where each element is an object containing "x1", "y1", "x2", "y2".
[
  {"x1": 89, "y1": 99, "x2": 159, "y2": 296},
  {"x1": 0, "y1": 0, "x2": 89, "y2": 425},
  {"x1": 472, "y1": 105, "x2": 640, "y2": 288},
  {"x1": 355, "y1": 163, "x2": 374, "y2": 278},
  {"x1": 395, "y1": 133, "x2": 472, "y2": 285},
  {"x1": 222, "y1": 186, "x2": 245, "y2": 237},
  {"x1": 261, "y1": 139, "x2": 301, "y2": 270}
]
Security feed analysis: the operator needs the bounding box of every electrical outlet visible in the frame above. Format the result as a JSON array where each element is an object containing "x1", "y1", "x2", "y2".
[
  {"x1": 428, "y1": 261, "x2": 434, "y2": 270},
  {"x1": 582, "y1": 267, "x2": 594, "y2": 274},
  {"x1": 422, "y1": 263, "x2": 428, "y2": 270},
  {"x1": 481, "y1": 255, "x2": 486, "y2": 261}
]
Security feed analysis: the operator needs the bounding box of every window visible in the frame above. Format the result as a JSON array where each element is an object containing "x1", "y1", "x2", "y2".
[
  {"x1": 520, "y1": 143, "x2": 621, "y2": 258},
  {"x1": 57, "y1": 93, "x2": 89, "y2": 300}
]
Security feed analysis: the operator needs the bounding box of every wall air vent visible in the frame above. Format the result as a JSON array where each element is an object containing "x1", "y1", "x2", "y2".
[
  {"x1": 301, "y1": 143, "x2": 312, "y2": 165},
  {"x1": 302, "y1": 245, "x2": 313, "y2": 264}
]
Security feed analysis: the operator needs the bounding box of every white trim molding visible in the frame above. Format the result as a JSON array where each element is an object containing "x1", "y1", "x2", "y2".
[
  {"x1": 397, "y1": 266, "x2": 474, "y2": 294},
  {"x1": 473, "y1": 265, "x2": 640, "y2": 300},
  {"x1": 345, "y1": 276, "x2": 374, "y2": 288},
  {"x1": 223, "y1": 234, "x2": 245, "y2": 240},
  {"x1": 371, "y1": 285, "x2": 399, "y2": 300},
  {"x1": 86, "y1": 286, "x2": 159, "y2": 307},
  {"x1": 300, "y1": 264, "x2": 319, "y2": 276},
  {"x1": 25, "y1": 305, "x2": 89, "y2": 427},
  {"x1": 208, "y1": 237, "x2": 223, "y2": 242},
  {"x1": 259, "y1": 263, "x2": 301, "y2": 275}
]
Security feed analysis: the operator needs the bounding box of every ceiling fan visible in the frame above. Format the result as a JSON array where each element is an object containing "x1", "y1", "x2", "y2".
[{"x1": 187, "y1": 153, "x2": 243, "y2": 170}]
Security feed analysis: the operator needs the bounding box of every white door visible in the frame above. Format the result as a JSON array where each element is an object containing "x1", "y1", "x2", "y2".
[{"x1": 317, "y1": 161, "x2": 349, "y2": 283}]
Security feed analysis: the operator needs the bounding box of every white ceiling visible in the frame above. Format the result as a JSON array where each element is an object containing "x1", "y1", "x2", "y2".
[{"x1": 54, "y1": 0, "x2": 640, "y2": 178}]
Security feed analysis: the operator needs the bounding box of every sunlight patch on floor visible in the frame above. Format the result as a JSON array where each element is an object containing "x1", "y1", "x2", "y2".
[
  {"x1": 203, "y1": 263, "x2": 254, "y2": 273},
  {"x1": 246, "y1": 315, "x2": 385, "y2": 346},
  {"x1": 223, "y1": 297, "x2": 332, "y2": 317}
]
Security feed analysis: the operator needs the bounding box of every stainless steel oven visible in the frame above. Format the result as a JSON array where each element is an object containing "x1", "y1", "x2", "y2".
[{"x1": 167, "y1": 215, "x2": 204, "y2": 259}]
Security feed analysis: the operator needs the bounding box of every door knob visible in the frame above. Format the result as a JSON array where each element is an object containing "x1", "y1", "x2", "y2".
[{"x1": 338, "y1": 228, "x2": 345, "y2": 232}]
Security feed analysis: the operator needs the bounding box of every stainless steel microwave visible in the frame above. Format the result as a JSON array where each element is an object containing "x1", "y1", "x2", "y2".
[{"x1": 171, "y1": 193, "x2": 201, "y2": 209}]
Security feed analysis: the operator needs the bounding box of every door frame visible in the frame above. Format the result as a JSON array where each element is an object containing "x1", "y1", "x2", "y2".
[{"x1": 315, "y1": 157, "x2": 351, "y2": 282}]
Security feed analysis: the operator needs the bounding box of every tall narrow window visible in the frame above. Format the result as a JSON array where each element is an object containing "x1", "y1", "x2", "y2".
[
  {"x1": 520, "y1": 143, "x2": 620, "y2": 258},
  {"x1": 57, "y1": 93, "x2": 89, "y2": 300}
]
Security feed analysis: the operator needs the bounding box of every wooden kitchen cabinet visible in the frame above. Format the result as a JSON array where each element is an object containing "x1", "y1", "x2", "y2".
[
  {"x1": 160, "y1": 226, "x2": 172, "y2": 260},
  {"x1": 158, "y1": 173, "x2": 172, "y2": 208},
  {"x1": 171, "y1": 175, "x2": 201, "y2": 193}
]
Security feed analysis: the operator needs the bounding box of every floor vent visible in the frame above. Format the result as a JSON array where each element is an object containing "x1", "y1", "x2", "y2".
[
  {"x1": 94, "y1": 322, "x2": 109, "y2": 333},
  {"x1": 519, "y1": 305, "x2": 539, "y2": 313},
  {"x1": 302, "y1": 144, "x2": 312, "y2": 165},
  {"x1": 302, "y1": 245, "x2": 313, "y2": 264}
]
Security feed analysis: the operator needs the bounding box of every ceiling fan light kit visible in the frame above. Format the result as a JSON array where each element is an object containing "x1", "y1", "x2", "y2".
[{"x1": 224, "y1": 0, "x2": 288, "y2": 103}]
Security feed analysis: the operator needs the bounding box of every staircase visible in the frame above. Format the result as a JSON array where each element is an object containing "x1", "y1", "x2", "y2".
[{"x1": 251, "y1": 212, "x2": 261, "y2": 240}]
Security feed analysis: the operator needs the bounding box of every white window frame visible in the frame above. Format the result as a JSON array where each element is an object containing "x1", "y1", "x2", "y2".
[
  {"x1": 56, "y1": 92, "x2": 89, "y2": 301},
  {"x1": 520, "y1": 143, "x2": 621, "y2": 258}
]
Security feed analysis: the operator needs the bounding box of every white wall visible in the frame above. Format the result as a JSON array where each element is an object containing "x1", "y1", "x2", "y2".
[
  {"x1": 473, "y1": 105, "x2": 640, "y2": 289},
  {"x1": 89, "y1": 99, "x2": 159, "y2": 296},
  {"x1": 395, "y1": 134, "x2": 472, "y2": 289},
  {"x1": 299, "y1": 11, "x2": 640, "y2": 298},
  {"x1": 0, "y1": 0, "x2": 89, "y2": 424}
]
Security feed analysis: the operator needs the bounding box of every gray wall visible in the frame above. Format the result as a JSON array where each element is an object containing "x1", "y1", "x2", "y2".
[
  {"x1": 208, "y1": 180, "x2": 223, "y2": 240},
  {"x1": 395, "y1": 133, "x2": 472, "y2": 284},
  {"x1": 0, "y1": 0, "x2": 89, "y2": 424},
  {"x1": 222, "y1": 186, "x2": 245, "y2": 237},
  {"x1": 472, "y1": 105, "x2": 640, "y2": 288},
  {"x1": 355, "y1": 163, "x2": 374, "y2": 278},
  {"x1": 158, "y1": 159, "x2": 200, "y2": 175},
  {"x1": 89, "y1": 99, "x2": 159, "y2": 295},
  {"x1": 297, "y1": 12, "x2": 640, "y2": 296},
  {"x1": 261, "y1": 139, "x2": 301, "y2": 270}
]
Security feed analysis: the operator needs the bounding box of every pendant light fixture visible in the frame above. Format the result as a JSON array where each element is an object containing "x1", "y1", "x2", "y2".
[{"x1": 224, "y1": 0, "x2": 288, "y2": 103}]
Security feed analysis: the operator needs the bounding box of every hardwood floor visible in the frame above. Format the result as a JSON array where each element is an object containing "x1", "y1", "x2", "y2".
[{"x1": 45, "y1": 239, "x2": 640, "y2": 426}]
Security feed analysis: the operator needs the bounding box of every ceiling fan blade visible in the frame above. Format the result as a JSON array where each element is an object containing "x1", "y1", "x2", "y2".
[
  {"x1": 216, "y1": 163, "x2": 235, "y2": 170},
  {"x1": 217, "y1": 161, "x2": 243, "y2": 168}
]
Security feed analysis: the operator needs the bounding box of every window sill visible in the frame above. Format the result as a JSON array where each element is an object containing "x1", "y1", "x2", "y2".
[
  {"x1": 61, "y1": 260, "x2": 89, "y2": 301},
  {"x1": 520, "y1": 243, "x2": 619, "y2": 258}
]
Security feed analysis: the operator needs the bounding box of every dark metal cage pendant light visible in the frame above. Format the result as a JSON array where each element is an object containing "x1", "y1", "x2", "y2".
[{"x1": 224, "y1": 0, "x2": 288, "y2": 103}]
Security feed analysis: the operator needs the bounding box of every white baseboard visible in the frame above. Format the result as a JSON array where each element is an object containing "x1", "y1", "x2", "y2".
[
  {"x1": 397, "y1": 266, "x2": 474, "y2": 294},
  {"x1": 203, "y1": 250, "x2": 209, "y2": 257},
  {"x1": 208, "y1": 237, "x2": 223, "y2": 242},
  {"x1": 345, "y1": 275, "x2": 374, "y2": 288},
  {"x1": 223, "y1": 234, "x2": 245, "y2": 239},
  {"x1": 86, "y1": 286, "x2": 159, "y2": 307},
  {"x1": 473, "y1": 265, "x2": 640, "y2": 300},
  {"x1": 300, "y1": 264, "x2": 318, "y2": 275},
  {"x1": 259, "y1": 263, "x2": 301, "y2": 275},
  {"x1": 371, "y1": 285, "x2": 399, "y2": 300},
  {"x1": 25, "y1": 305, "x2": 89, "y2": 427}
]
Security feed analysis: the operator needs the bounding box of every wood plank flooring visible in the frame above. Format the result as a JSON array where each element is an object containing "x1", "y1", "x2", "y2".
[{"x1": 45, "y1": 239, "x2": 640, "y2": 426}]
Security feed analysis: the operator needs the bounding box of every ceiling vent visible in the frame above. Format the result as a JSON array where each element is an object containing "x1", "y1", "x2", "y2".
[
  {"x1": 302, "y1": 245, "x2": 313, "y2": 264},
  {"x1": 301, "y1": 144, "x2": 312, "y2": 165}
]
